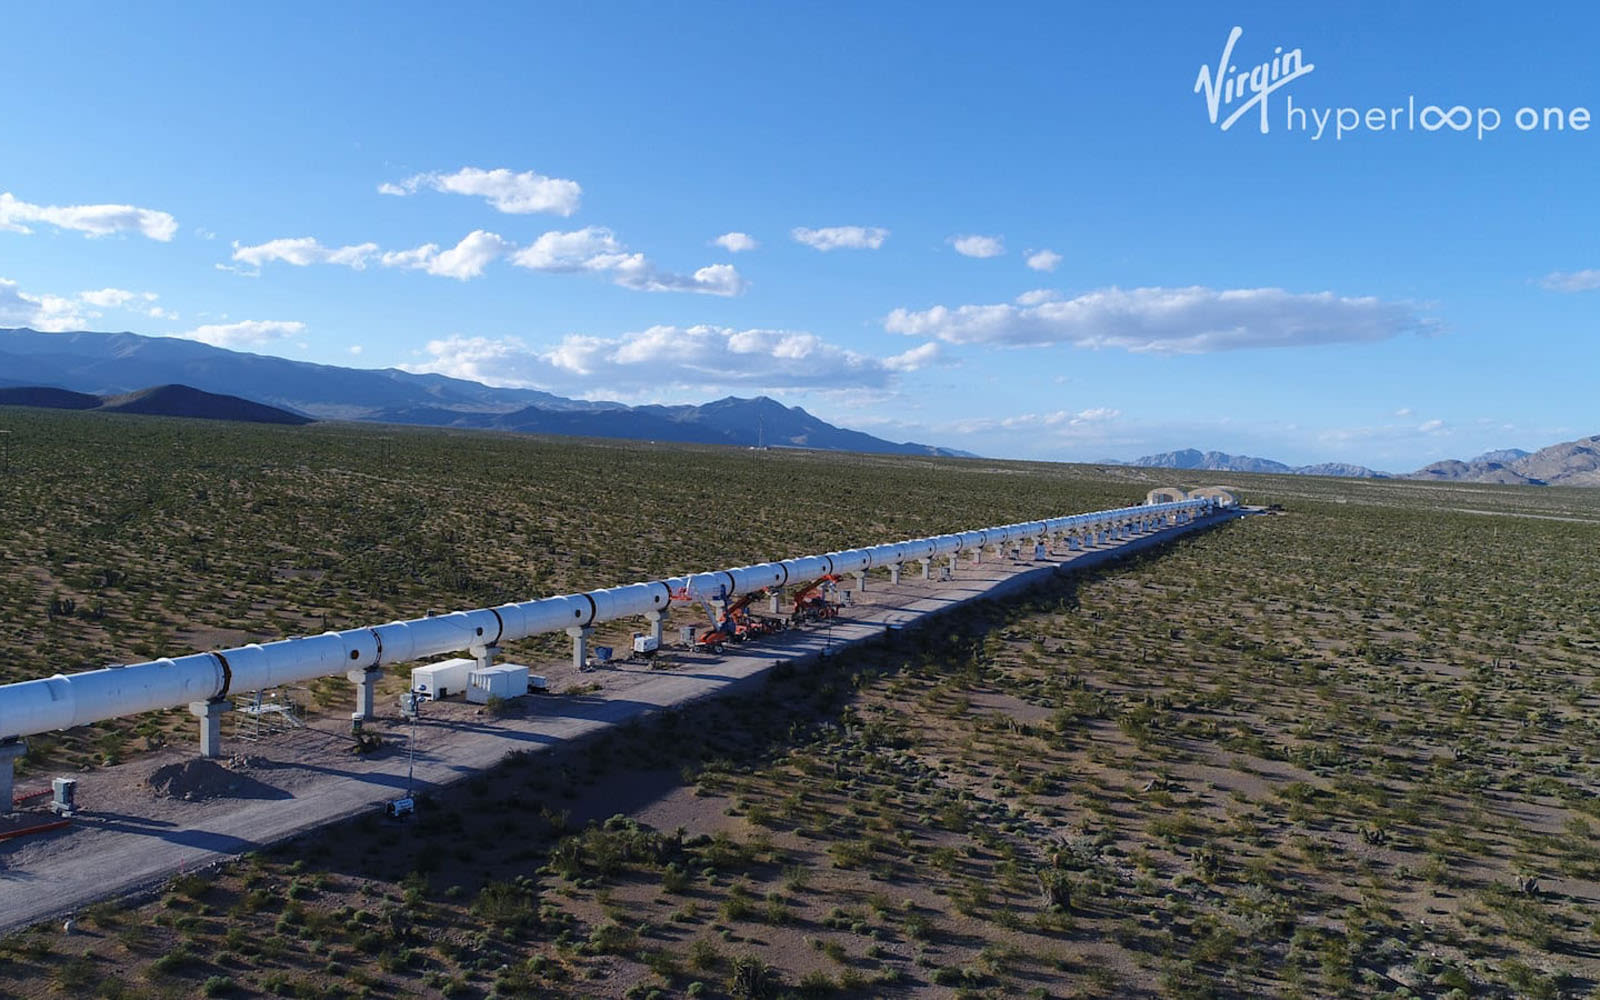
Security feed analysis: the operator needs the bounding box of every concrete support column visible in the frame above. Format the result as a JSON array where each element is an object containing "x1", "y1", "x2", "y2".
[
  {"x1": 889, "y1": 564, "x2": 902, "y2": 586},
  {"x1": 348, "y1": 667, "x2": 383, "y2": 723},
  {"x1": 645, "y1": 610, "x2": 665, "y2": 644},
  {"x1": 853, "y1": 570, "x2": 869, "y2": 593},
  {"x1": 947, "y1": 553, "x2": 959, "y2": 573},
  {"x1": 971, "y1": 547, "x2": 982, "y2": 565},
  {"x1": 919, "y1": 558, "x2": 932, "y2": 579},
  {"x1": 470, "y1": 643, "x2": 497, "y2": 670},
  {"x1": 189, "y1": 699, "x2": 231, "y2": 759},
  {"x1": 767, "y1": 592, "x2": 782, "y2": 614},
  {"x1": 0, "y1": 739, "x2": 25, "y2": 815},
  {"x1": 567, "y1": 626, "x2": 593, "y2": 671}
]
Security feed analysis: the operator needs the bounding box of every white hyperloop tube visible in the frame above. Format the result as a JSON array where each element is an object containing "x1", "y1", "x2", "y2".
[
  {"x1": 497, "y1": 594, "x2": 594, "y2": 641},
  {"x1": 727, "y1": 563, "x2": 788, "y2": 595},
  {"x1": 905, "y1": 537, "x2": 938, "y2": 561},
  {"x1": 827, "y1": 548, "x2": 872, "y2": 574},
  {"x1": 955, "y1": 529, "x2": 988, "y2": 552},
  {"x1": 0, "y1": 496, "x2": 1216, "y2": 740},
  {"x1": 588, "y1": 582, "x2": 673, "y2": 624},
  {"x1": 781, "y1": 554, "x2": 834, "y2": 581},
  {"x1": 864, "y1": 542, "x2": 908, "y2": 569}
]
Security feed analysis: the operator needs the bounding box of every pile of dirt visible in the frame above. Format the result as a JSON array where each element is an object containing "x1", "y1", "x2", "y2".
[{"x1": 147, "y1": 759, "x2": 263, "y2": 801}]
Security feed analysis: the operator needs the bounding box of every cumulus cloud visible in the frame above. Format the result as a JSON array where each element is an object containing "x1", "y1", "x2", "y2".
[
  {"x1": 713, "y1": 232, "x2": 759, "y2": 253},
  {"x1": 223, "y1": 224, "x2": 741, "y2": 293},
  {"x1": 1538, "y1": 269, "x2": 1600, "y2": 292},
  {"x1": 232, "y1": 237, "x2": 380, "y2": 271},
  {"x1": 883, "y1": 341, "x2": 943, "y2": 372},
  {"x1": 0, "y1": 191, "x2": 178, "y2": 241},
  {"x1": 403, "y1": 325, "x2": 919, "y2": 393},
  {"x1": 949, "y1": 234, "x2": 1004, "y2": 258},
  {"x1": 176, "y1": 320, "x2": 307, "y2": 349},
  {"x1": 946, "y1": 407, "x2": 1122, "y2": 435},
  {"x1": 1026, "y1": 249, "x2": 1062, "y2": 272},
  {"x1": 791, "y1": 225, "x2": 888, "y2": 251},
  {"x1": 510, "y1": 227, "x2": 746, "y2": 295},
  {"x1": 0, "y1": 280, "x2": 172, "y2": 331},
  {"x1": 380, "y1": 166, "x2": 581, "y2": 216},
  {"x1": 1419, "y1": 418, "x2": 1447, "y2": 433},
  {"x1": 79, "y1": 287, "x2": 158, "y2": 309},
  {"x1": 1015, "y1": 289, "x2": 1059, "y2": 306},
  {"x1": 885, "y1": 286, "x2": 1437, "y2": 355},
  {"x1": 380, "y1": 230, "x2": 514, "y2": 280},
  {"x1": 0, "y1": 278, "x2": 88, "y2": 331}
]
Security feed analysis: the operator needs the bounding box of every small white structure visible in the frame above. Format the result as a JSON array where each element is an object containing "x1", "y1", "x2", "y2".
[
  {"x1": 411, "y1": 658, "x2": 475, "y2": 701},
  {"x1": 468, "y1": 663, "x2": 530, "y2": 704}
]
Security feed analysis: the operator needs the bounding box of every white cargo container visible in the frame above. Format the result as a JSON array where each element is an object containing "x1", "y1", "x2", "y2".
[
  {"x1": 410, "y1": 658, "x2": 475, "y2": 701},
  {"x1": 467, "y1": 663, "x2": 530, "y2": 704}
]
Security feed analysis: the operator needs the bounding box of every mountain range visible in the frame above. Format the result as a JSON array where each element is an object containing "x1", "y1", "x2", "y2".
[
  {"x1": 4, "y1": 327, "x2": 1594, "y2": 483},
  {"x1": 0, "y1": 383, "x2": 312, "y2": 425},
  {"x1": 0, "y1": 328, "x2": 970, "y2": 458},
  {"x1": 1127, "y1": 440, "x2": 1600, "y2": 487}
]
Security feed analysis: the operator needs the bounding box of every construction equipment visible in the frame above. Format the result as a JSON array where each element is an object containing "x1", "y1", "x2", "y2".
[{"x1": 789, "y1": 574, "x2": 842, "y2": 626}]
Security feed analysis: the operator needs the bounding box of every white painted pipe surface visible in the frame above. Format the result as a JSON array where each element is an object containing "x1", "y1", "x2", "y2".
[{"x1": 0, "y1": 497, "x2": 1215, "y2": 740}]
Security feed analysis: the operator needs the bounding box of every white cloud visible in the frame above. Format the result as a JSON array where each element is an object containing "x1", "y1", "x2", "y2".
[
  {"x1": 348, "y1": 345, "x2": 364, "y2": 355},
  {"x1": 949, "y1": 234, "x2": 1004, "y2": 258},
  {"x1": 0, "y1": 278, "x2": 89, "y2": 331},
  {"x1": 79, "y1": 288, "x2": 158, "y2": 309},
  {"x1": 0, "y1": 280, "x2": 174, "y2": 331},
  {"x1": 0, "y1": 191, "x2": 178, "y2": 241},
  {"x1": 510, "y1": 226, "x2": 624, "y2": 270},
  {"x1": 404, "y1": 324, "x2": 914, "y2": 393},
  {"x1": 791, "y1": 225, "x2": 888, "y2": 251},
  {"x1": 1015, "y1": 289, "x2": 1059, "y2": 306},
  {"x1": 232, "y1": 237, "x2": 380, "y2": 270},
  {"x1": 1419, "y1": 418, "x2": 1447, "y2": 433},
  {"x1": 176, "y1": 320, "x2": 306, "y2": 349},
  {"x1": 947, "y1": 407, "x2": 1122, "y2": 435},
  {"x1": 883, "y1": 341, "x2": 943, "y2": 372},
  {"x1": 511, "y1": 227, "x2": 746, "y2": 296},
  {"x1": 885, "y1": 286, "x2": 1437, "y2": 355},
  {"x1": 380, "y1": 230, "x2": 513, "y2": 280},
  {"x1": 1026, "y1": 249, "x2": 1063, "y2": 272},
  {"x1": 1538, "y1": 268, "x2": 1600, "y2": 292},
  {"x1": 380, "y1": 166, "x2": 581, "y2": 216},
  {"x1": 713, "y1": 232, "x2": 759, "y2": 253},
  {"x1": 1393, "y1": 407, "x2": 1414, "y2": 417}
]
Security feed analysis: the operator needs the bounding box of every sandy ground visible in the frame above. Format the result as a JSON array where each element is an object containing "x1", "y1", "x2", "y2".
[{"x1": 0, "y1": 510, "x2": 1243, "y2": 933}]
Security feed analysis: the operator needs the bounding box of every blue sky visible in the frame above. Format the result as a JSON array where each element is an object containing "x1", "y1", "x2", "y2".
[{"x1": 1, "y1": 2, "x2": 1595, "y2": 469}]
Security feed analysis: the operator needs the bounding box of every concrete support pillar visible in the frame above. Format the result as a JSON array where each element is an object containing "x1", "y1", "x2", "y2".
[
  {"x1": 0, "y1": 739, "x2": 25, "y2": 815},
  {"x1": 971, "y1": 546, "x2": 982, "y2": 565},
  {"x1": 889, "y1": 564, "x2": 902, "y2": 586},
  {"x1": 189, "y1": 700, "x2": 230, "y2": 759},
  {"x1": 919, "y1": 558, "x2": 932, "y2": 579},
  {"x1": 470, "y1": 643, "x2": 497, "y2": 671},
  {"x1": 947, "y1": 553, "x2": 959, "y2": 572},
  {"x1": 348, "y1": 668, "x2": 383, "y2": 723},
  {"x1": 853, "y1": 570, "x2": 869, "y2": 593},
  {"x1": 567, "y1": 626, "x2": 593, "y2": 671},
  {"x1": 767, "y1": 592, "x2": 782, "y2": 614},
  {"x1": 646, "y1": 610, "x2": 665, "y2": 644}
]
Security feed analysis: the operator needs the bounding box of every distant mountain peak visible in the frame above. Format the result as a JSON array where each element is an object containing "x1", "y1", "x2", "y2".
[
  {"x1": 1130, "y1": 447, "x2": 1383, "y2": 479},
  {"x1": 0, "y1": 328, "x2": 971, "y2": 458}
]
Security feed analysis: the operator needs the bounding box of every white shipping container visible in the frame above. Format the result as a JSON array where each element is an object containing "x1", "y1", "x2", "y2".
[
  {"x1": 468, "y1": 663, "x2": 530, "y2": 704},
  {"x1": 411, "y1": 658, "x2": 476, "y2": 701}
]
